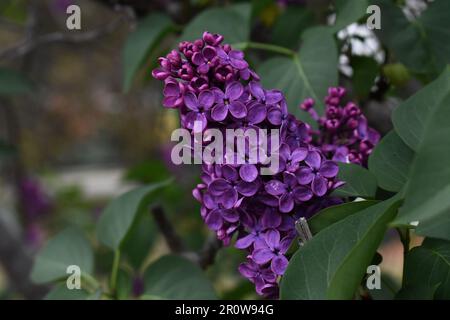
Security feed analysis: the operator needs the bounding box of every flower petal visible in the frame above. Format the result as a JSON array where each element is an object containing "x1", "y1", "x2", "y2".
[
  {"x1": 293, "y1": 185, "x2": 313, "y2": 202},
  {"x1": 238, "y1": 262, "x2": 257, "y2": 278},
  {"x1": 247, "y1": 103, "x2": 267, "y2": 124},
  {"x1": 249, "y1": 81, "x2": 265, "y2": 100},
  {"x1": 296, "y1": 166, "x2": 314, "y2": 185},
  {"x1": 191, "y1": 52, "x2": 204, "y2": 66},
  {"x1": 291, "y1": 147, "x2": 308, "y2": 163},
  {"x1": 271, "y1": 255, "x2": 288, "y2": 275},
  {"x1": 202, "y1": 45, "x2": 216, "y2": 60},
  {"x1": 279, "y1": 193, "x2": 294, "y2": 213},
  {"x1": 264, "y1": 229, "x2": 280, "y2": 249},
  {"x1": 319, "y1": 160, "x2": 339, "y2": 178},
  {"x1": 283, "y1": 172, "x2": 297, "y2": 187},
  {"x1": 229, "y1": 101, "x2": 247, "y2": 119},
  {"x1": 183, "y1": 92, "x2": 198, "y2": 111},
  {"x1": 235, "y1": 234, "x2": 255, "y2": 249},
  {"x1": 267, "y1": 107, "x2": 282, "y2": 125},
  {"x1": 312, "y1": 175, "x2": 328, "y2": 196},
  {"x1": 252, "y1": 248, "x2": 274, "y2": 264},
  {"x1": 198, "y1": 90, "x2": 215, "y2": 109},
  {"x1": 222, "y1": 188, "x2": 238, "y2": 209},
  {"x1": 205, "y1": 209, "x2": 223, "y2": 230},
  {"x1": 209, "y1": 178, "x2": 230, "y2": 195},
  {"x1": 236, "y1": 180, "x2": 260, "y2": 196},
  {"x1": 239, "y1": 164, "x2": 258, "y2": 182},
  {"x1": 211, "y1": 103, "x2": 228, "y2": 121},
  {"x1": 225, "y1": 81, "x2": 244, "y2": 101},
  {"x1": 305, "y1": 150, "x2": 322, "y2": 169},
  {"x1": 265, "y1": 90, "x2": 283, "y2": 105},
  {"x1": 265, "y1": 180, "x2": 286, "y2": 196}
]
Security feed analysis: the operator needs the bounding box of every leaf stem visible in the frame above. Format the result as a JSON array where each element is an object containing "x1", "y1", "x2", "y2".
[
  {"x1": 82, "y1": 273, "x2": 100, "y2": 293},
  {"x1": 109, "y1": 249, "x2": 121, "y2": 297},
  {"x1": 233, "y1": 41, "x2": 296, "y2": 57},
  {"x1": 397, "y1": 227, "x2": 410, "y2": 285}
]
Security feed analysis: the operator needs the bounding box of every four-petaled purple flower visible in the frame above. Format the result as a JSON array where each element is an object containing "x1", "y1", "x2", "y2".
[
  {"x1": 183, "y1": 90, "x2": 215, "y2": 132},
  {"x1": 217, "y1": 48, "x2": 249, "y2": 70},
  {"x1": 265, "y1": 172, "x2": 313, "y2": 213},
  {"x1": 192, "y1": 45, "x2": 219, "y2": 74},
  {"x1": 211, "y1": 81, "x2": 247, "y2": 121},
  {"x1": 252, "y1": 230, "x2": 293, "y2": 275}
]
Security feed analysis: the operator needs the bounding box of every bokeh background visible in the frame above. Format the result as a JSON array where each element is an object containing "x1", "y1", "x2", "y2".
[{"x1": 0, "y1": 0, "x2": 442, "y2": 299}]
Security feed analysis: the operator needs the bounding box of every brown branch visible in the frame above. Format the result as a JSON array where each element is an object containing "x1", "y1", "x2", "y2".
[
  {"x1": 151, "y1": 206, "x2": 186, "y2": 253},
  {"x1": 198, "y1": 233, "x2": 222, "y2": 270},
  {"x1": 150, "y1": 205, "x2": 222, "y2": 269},
  {"x1": 0, "y1": 6, "x2": 134, "y2": 61}
]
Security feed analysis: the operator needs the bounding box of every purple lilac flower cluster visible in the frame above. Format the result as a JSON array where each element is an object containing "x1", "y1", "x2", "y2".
[
  {"x1": 153, "y1": 32, "x2": 342, "y2": 298},
  {"x1": 300, "y1": 87, "x2": 380, "y2": 167},
  {"x1": 19, "y1": 178, "x2": 52, "y2": 248}
]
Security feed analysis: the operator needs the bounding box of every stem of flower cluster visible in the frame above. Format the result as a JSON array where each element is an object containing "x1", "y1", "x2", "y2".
[
  {"x1": 109, "y1": 249, "x2": 121, "y2": 296},
  {"x1": 233, "y1": 41, "x2": 296, "y2": 58},
  {"x1": 397, "y1": 227, "x2": 410, "y2": 285}
]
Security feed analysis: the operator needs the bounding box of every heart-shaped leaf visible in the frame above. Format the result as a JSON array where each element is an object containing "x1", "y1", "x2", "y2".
[
  {"x1": 308, "y1": 200, "x2": 379, "y2": 234},
  {"x1": 96, "y1": 179, "x2": 172, "y2": 250},
  {"x1": 332, "y1": 162, "x2": 378, "y2": 198},
  {"x1": 142, "y1": 255, "x2": 217, "y2": 300},
  {"x1": 368, "y1": 130, "x2": 414, "y2": 192},
  {"x1": 397, "y1": 238, "x2": 450, "y2": 299},
  {"x1": 373, "y1": 0, "x2": 450, "y2": 75},
  {"x1": 392, "y1": 67, "x2": 450, "y2": 151},
  {"x1": 393, "y1": 90, "x2": 450, "y2": 240},
  {"x1": 31, "y1": 228, "x2": 94, "y2": 284},
  {"x1": 122, "y1": 13, "x2": 174, "y2": 92},
  {"x1": 280, "y1": 196, "x2": 400, "y2": 299},
  {"x1": 180, "y1": 4, "x2": 251, "y2": 44},
  {"x1": 258, "y1": 27, "x2": 338, "y2": 123}
]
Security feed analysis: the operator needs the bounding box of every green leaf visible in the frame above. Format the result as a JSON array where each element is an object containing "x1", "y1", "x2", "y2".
[
  {"x1": 397, "y1": 238, "x2": 450, "y2": 299},
  {"x1": 392, "y1": 70, "x2": 450, "y2": 239},
  {"x1": 31, "y1": 228, "x2": 94, "y2": 284},
  {"x1": 332, "y1": 163, "x2": 378, "y2": 198},
  {"x1": 271, "y1": 7, "x2": 315, "y2": 49},
  {"x1": 122, "y1": 13, "x2": 173, "y2": 92},
  {"x1": 281, "y1": 197, "x2": 400, "y2": 299},
  {"x1": 125, "y1": 160, "x2": 171, "y2": 184},
  {"x1": 368, "y1": 131, "x2": 414, "y2": 192},
  {"x1": 121, "y1": 213, "x2": 156, "y2": 270},
  {"x1": 0, "y1": 68, "x2": 33, "y2": 95},
  {"x1": 416, "y1": 0, "x2": 450, "y2": 74},
  {"x1": 392, "y1": 67, "x2": 450, "y2": 151},
  {"x1": 116, "y1": 269, "x2": 133, "y2": 300},
  {"x1": 372, "y1": 0, "x2": 450, "y2": 75},
  {"x1": 44, "y1": 283, "x2": 91, "y2": 300},
  {"x1": 142, "y1": 255, "x2": 217, "y2": 300},
  {"x1": 308, "y1": 200, "x2": 379, "y2": 234},
  {"x1": 180, "y1": 4, "x2": 251, "y2": 44},
  {"x1": 258, "y1": 27, "x2": 338, "y2": 122},
  {"x1": 96, "y1": 179, "x2": 172, "y2": 250},
  {"x1": 331, "y1": 0, "x2": 369, "y2": 32},
  {"x1": 351, "y1": 56, "x2": 379, "y2": 98}
]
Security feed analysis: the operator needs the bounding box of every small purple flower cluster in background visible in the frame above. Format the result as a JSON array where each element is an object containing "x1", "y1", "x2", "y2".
[
  {"x1": 19, "y1": 178, "x2": 52, "y2": 248},
  {"x1": 300, "y1": 88, "x2": 380, "y2": 167},
  {"x1": 153, "y1": 32, "x2": 343, "y2": 298}
]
